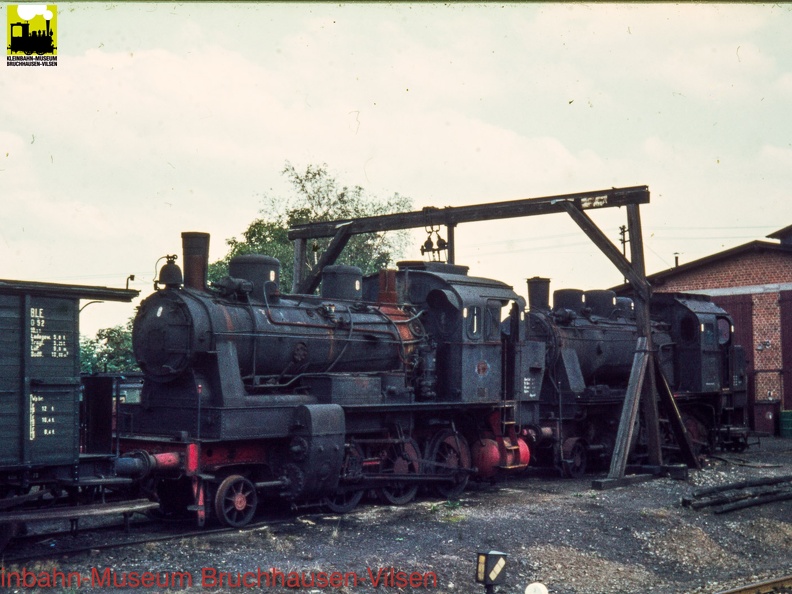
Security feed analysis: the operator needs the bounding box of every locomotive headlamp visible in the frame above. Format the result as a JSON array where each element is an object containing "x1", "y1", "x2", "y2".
[{"x1": 475, "y1": 550, "x2": 507, "y2": 593}]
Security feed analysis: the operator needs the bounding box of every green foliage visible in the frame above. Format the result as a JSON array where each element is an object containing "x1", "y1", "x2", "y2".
[
  {"x1": 81, "y1": 164, "x2": 410, "y2": 375},
  {"x1": 427, "y1": 499, "x2": 465, "y2": 525},
  {"x1": 80, "y1": 318, "x2": 138, "y2": 374},
  {"x1": 209, "y1": 162, "x2": 412, "y2": 290}
]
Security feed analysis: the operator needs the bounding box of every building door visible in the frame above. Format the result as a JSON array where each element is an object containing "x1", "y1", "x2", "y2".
[
  {"x1": 712, "y1": 294, "x2": 755, "y2": 427},
  {"x1": 780, "y1": 290, "x2": 792, "y2": 410}
]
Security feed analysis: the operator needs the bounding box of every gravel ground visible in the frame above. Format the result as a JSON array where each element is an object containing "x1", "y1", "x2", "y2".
[{"x1": 5, "y1": 437, "x2": 792, "y2": 594}]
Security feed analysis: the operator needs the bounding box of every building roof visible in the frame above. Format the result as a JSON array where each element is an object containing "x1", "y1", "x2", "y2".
[
  {"x1": 0, "y1": 278, "x2": 139, "y2": 301},
  {"x1": 768, "y1": 224, "x2": 792, "y2": 245},
  {"x1": 611, "y1": 239, "x2": 792, "y2": 294}
]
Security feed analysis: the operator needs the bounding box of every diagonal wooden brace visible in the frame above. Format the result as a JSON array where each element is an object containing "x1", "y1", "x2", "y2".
[{"x1": 296, "y1": 223, "x2": 353, "y2": 295}]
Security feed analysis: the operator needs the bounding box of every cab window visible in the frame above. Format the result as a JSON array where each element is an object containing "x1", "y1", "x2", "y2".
[
  {"x1": 716, "y1": 317, "x2": 731, "y2": 346},
  {"x1": 464, "y1": 306, "x2": 482, "y2": 340},
  {"x1": 485, "y1": 300, "x2": 502, "y2": 341},
  {"x1": 701, "y1": 322, "x2": 716, "y2": 346}
]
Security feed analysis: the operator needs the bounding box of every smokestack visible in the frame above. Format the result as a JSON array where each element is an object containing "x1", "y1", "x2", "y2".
[
  {"x1": 182, "y1": 232, "x2": 210, "y2": 291},
  {"x1": 526, "y1": 277, "x2": 551, "y2": 312}
]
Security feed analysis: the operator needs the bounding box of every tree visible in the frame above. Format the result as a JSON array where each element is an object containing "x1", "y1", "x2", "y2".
[
  {"x1": 80, "y1": 319, "x2": 138, "y2": 374},
  {"x1": 209, "y1": 162, "x2": 413, "y2": 290},
  {"x1": 81, "y1": 164, "x2": 411, "y2": 373}
]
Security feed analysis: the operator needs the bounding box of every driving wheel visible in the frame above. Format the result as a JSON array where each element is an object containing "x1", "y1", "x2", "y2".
[
  {"x1": 214, "y1": 475, "x2": 258, "y2": 527},
  {"x1": 377, "y1": 438, "x2": 421, "y2": 505}
]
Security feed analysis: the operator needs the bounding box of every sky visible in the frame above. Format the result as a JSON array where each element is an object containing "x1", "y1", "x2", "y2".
[{"x1": 3, "y1": 2, "x2": 792, "y2": 336}]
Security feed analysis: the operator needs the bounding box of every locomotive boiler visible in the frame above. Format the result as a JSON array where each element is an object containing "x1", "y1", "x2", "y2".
[{"x1": 134, "y1": 253, "x2": 420, "y2": 389}]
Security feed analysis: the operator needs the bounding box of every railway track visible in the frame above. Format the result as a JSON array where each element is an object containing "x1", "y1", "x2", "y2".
[
  {"x1": 4, "y1": 513, "x2": 295, "y2": 566},
  {"x1": 716, "y1": 575, "x2": 792, "y2": 594}
]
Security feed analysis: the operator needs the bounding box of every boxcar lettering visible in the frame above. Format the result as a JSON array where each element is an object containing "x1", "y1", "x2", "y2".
[
  {"x1": 30, "y1": 328, "x2": 51, "y2": 357},
  {"x1": 29, "y1": 397, "x2": 36, "y2": 440}
]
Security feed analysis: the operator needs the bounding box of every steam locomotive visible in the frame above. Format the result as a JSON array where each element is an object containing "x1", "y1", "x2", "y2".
[
  {"x1": 116, "y1": 232, "x2": 749, "y2": 527},
  {"x1": 519, "y1": 279, "x2": 748, "y2": 476}
]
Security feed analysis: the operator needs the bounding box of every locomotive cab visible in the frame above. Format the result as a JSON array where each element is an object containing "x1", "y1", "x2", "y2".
[
  {"x1": 393, "y1": 261, "x2": 521, "y2": 403},
  {"x1": 650, "y1": 294, "x2": 732, "y2": 394}
]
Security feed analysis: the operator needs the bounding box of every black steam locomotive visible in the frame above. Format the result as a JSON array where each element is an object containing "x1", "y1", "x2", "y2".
[
  {"x1": 518, "y1": 279, "x2": 748, "y2": 476},
  {"x1": 117, "y1": 232, "x2": 748, "y2": 527}
]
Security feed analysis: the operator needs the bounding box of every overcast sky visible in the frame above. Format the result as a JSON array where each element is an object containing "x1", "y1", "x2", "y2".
[{"x1": 3, "y1": 2, "x2": 792, "y2": 335}]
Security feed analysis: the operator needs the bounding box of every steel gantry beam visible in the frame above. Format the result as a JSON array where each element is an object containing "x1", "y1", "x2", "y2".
[
  {"x1": 288, "y1": 185, "x2": 649, "y2": 292},
  {"x1": 288, "y1": 185, "x2": 650, "y2": 240}
]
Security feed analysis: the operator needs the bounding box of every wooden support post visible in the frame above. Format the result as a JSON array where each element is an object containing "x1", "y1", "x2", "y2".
[
  {"x1": 626, "y1": 204, "x2": 663, "y2": 466},
  {"x1": 446, "y1": 223, "x2": 455, "y2": 264},
  {"x1": 608, "y1": 337, "x2": 650, "y2": 479},
  {"x1": 292, "y1": 238, "x2": 307, "y2": 294},
  {"x1": 639, "y1": 367, "x2": 663, "y2": 467}
]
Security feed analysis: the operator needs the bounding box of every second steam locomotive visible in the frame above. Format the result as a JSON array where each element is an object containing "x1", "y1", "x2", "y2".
[{"x1": 117, "y1": 232, "x2": 748, "y2": 527}]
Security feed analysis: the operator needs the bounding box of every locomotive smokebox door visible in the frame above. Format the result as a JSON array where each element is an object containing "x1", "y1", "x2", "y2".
[{"x1": 286, "y1": 404, "x2": 345, "y2": 499}]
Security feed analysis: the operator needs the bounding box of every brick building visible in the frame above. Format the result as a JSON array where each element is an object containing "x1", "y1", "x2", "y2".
[{"x1": 615, "y1": 226, "x2": 792, "y2": 430}]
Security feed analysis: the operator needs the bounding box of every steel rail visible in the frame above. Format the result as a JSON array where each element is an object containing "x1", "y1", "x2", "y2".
[
  {"x1": 3, "y1": 516, "x2": 294, "y2": 566},
  {"x1": 715, "y1": 575, "x2": 792, "y2": 594}
]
